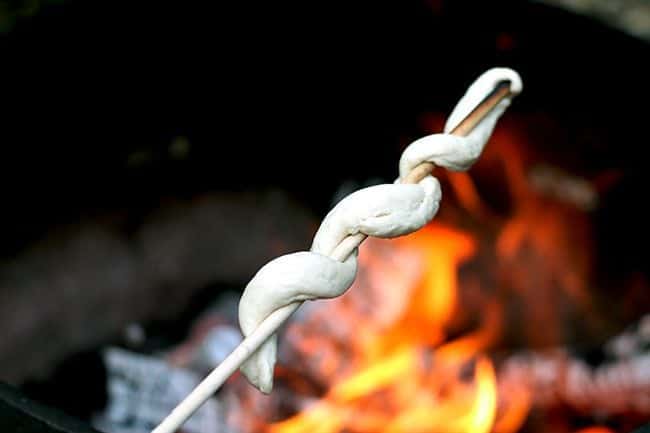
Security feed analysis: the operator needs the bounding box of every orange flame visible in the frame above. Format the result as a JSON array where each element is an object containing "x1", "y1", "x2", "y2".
[
  {"x1": 260, "y1": 124, "x2": 608, "y2": 433},
  {"x1": 268, "y1": 224, "x2": 502, "y2": 433}
]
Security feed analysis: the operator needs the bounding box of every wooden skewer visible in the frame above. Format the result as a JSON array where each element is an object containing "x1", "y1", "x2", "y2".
[
  {"x1": 402, "y1": 79, "x2": 512, "y2": 184},
  {"x1": 152, "y1": 79, "x2": 515, "y2": 433}
]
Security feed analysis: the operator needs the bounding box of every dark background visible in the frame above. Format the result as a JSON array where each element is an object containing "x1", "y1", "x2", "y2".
[{"x1": 1, "y1": 0, "x2": 648, "y2": 254}]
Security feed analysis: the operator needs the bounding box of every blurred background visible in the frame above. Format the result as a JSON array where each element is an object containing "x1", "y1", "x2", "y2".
[{"x1": 0, "y1": 1, "x2": 648, "y2": 433}]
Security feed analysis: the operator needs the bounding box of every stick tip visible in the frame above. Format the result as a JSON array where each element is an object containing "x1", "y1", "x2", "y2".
[{"x1": 484, "y1": 67, "x2": 523, "y2": 95}]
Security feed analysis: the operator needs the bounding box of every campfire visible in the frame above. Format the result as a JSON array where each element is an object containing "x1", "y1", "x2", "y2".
[{"x1": 199, "y1": 119, "x2": 648, "y2": 433}]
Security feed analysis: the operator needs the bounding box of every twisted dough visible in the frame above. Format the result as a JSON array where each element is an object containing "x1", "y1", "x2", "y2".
[{"x1": 239, "y1": 68, "x2": 522, "y2": 393}]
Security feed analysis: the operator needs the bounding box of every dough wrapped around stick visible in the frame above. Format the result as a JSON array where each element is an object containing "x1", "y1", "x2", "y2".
[
  {"x1": 239, "y1": 177, "x2": 441, "y2": 392},
  {"x1": 239, "y1": 67, "x2": 523, "y2": 393}
]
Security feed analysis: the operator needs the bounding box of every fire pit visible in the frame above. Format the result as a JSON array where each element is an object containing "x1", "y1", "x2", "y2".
[{"x1": 0, "y1": 1, "x2": 648, "y2": 433}]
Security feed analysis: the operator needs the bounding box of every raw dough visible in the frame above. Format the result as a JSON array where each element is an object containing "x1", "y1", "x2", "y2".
[{"x1": 239, "y1": 67, "x2": 522, "y2": 393}]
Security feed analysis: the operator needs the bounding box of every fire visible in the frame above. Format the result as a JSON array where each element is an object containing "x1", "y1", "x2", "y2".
[
  {"x1": 267, "y1": 224, "x2": 505, "y2": 433},
  {"x1": 329, "y1": 347, "x2": 419, "y2": 402},
  {"x1": 244, "y1": 122, "x2": 609, "y2": 433}
]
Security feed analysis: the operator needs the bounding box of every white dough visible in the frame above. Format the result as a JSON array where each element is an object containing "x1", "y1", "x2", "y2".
[
  {"x1": 399, "y1": 67, "x2": 522, "y2": 175},
  {"x1": 238, "y1": 68, "x2": 522, "y2": 393},
  {"x1": 239, "y1": 251, "x2": 357, "y2": 392},
  {"x1": 311, "y1": 177, "x2": 441, "y2": 257}
]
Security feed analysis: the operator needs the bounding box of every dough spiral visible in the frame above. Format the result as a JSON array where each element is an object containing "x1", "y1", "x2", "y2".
[{"x1": 238, "y1": 68, "x2": 522, "y2": 393}]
